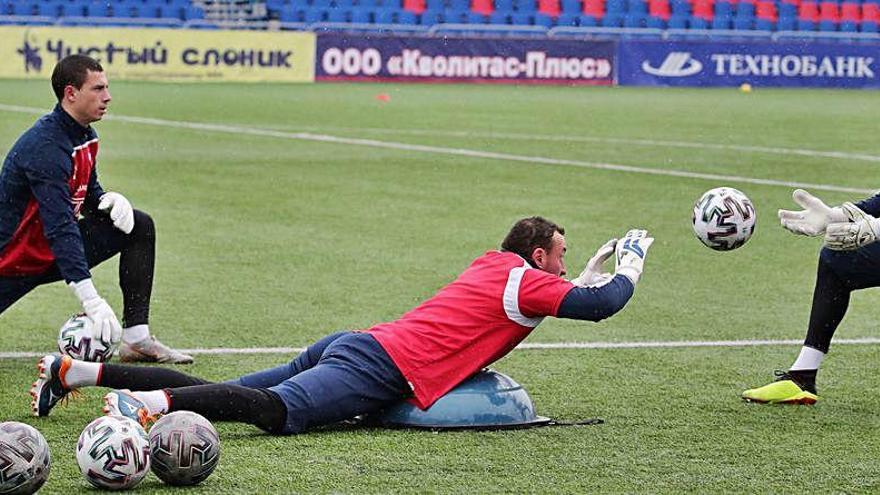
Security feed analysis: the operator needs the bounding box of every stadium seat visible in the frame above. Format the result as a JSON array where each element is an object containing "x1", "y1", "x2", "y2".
[
  {"x1": 514, "y1": 0, "x2": 537, "y2": 12},
  {"x1": 578, "y1": 13, "x2": 598, "y2": 23},
  {"x1": 736, "y1": 1, "x2": 754, "y2": 16},
  {"x1": 689, "y1": 15, "x2": 708, "y2": 26},
  {"x1": 557, "y1": 11, "x2": 579, "y2": 22},
  {"x1": 12, "y1": 1, "x2": 35, "y2": 16},
  {"x1": 667, "y1": 12, "x2": 688, "y2": 26},
  {"x1": 425, "y1": 0, "x2": 444, "y2": 10},
  {"x1": 778, "y1": 2, "x2": 797, "y2": 18},
  {"x1": 798, "y1": 1, "x2": 819, "y2": 21},
  {"x1": 560, "y1": 0, "x2": 581, "y2": 12},
  {"x1": 419, "y1": 8, "x2": 443, "y2": 21},
  {"x1": 534, "y1": 11, "x2": 554, "y2": 23},
  {"x1": 797, "y1": 18, "x2": 816, "y2": 28},
  {"x1": 861, "y1": 20, "x2": 878, "y2": 31},
  {"x1": 649, "y1": 0, "x2": 670, "y2": 19},
  {"x1": 495, "y1": 0, "x2": 514, "y2": 11},
  {"x1": 606, "y1": 0, "x2": 625, "y2": 13},
  {"x1": 582, "y1": 0, "x2": 603, "y2": 16},
  {"x1": 464, "y1": 11, "x2": 486, "y2": 21},
  {"x1": 623, "y1": 12, "x2": 645, "y2": 24},
  {"x1": 711, "y1": 14, "x2": 731, "y2": 27},
  {"x1": 538, "y1": 0, "x2": 560, "y2": 15},
  {"x1": 646, "y1": 13, "x2": 665, "y2": 25},
  {"x1": 863, "y1": 3, "x2": 880, "y2": 22},
  {"x1": 602, "y1": 12, "x2": 623, "y2": 23},
  {"x1": 714, "y1": 1, "x2": 732, "y2": 18},
  {"x1": 183, "y1": 5, "x2": 204, "y2": 19},
  {"x1": 278, "y1": 6, "x2": 301, "y2": 21},
  {"x1": 776, "y1": 15, "x2": 796, "y2": 28},
  {"x1": 488, "y1": 10, "x2": 510, "y2": 21},
  {"x1": 733, "y1": 15, "x2": 753, "y2": 28},
  {"x1": 671, "y1": 0, "x2": 690, "y2": 15},
  {"x1": 627, "y1": 0, "x2": 647, "y2": 13},
  {"x1": 326, "y1": 8, "x2": 347, "y2": 21},
  {"x1": 755, "y1": 1, "x2": 775, "y2": 20},
  {"x1": 160, "y1": 5, "x2": 183, "y2": 19},
  {"x1": 839, "y1": 19, "x2": 857, "y2": 30},
  {"x1": 399, "y1": 10, "x2": 418, "y2": 21},
  {"x1": 303, "y1": 8, "x2": 325, "y2": 21},
  {"x1": 472, "y1": 0, "x2": 494, "y2": 13},
  {"x1": 510, "y1": 11, "x2": 532, "y2": 21},
  {"x1": 351, "y1": 8, "x2": 373, "y2": 21},
  {"x1": 403, "y1": 0, "x2": 426, "y2": 13}
]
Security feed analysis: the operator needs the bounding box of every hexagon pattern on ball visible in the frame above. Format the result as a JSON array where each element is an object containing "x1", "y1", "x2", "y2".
[
  {"x1": 148, "y1": 411, "x2": 220, "y2": 486},
  {"x1": 76, "y1": 416, "x2": 150, "y2": 490},
  {"x1": 0, "y1": 422, "x2": 51, "y2": 495}
]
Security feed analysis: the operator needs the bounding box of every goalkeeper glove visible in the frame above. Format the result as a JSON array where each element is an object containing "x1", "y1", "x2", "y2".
[
  {"x1": 69, "y1": 279, "x2": 122, "y2": 345},
  {"x1": 98, "y1": 192, "x2": 134, "y2": 234},
  {"x1": 778, "y1": 189, "x2": 847, "y2": 237},
  {"x1": 615, "y1": 229, "x2": 654, "y2": 285},
  {"x1": 570, "y1": 239, "x2": 617, "y2": 288},
  {"x1": 824, "y1": 202, "x2": 880, "y2": 251}
]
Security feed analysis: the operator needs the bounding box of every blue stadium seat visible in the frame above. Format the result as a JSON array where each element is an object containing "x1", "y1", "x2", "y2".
[
  {"x1": 326, "y1": 8, "x2": 348, "y2": 21},
  {"x1": 557, "y1": 12, "x2": 579, "y2": 23},
  {"x1": 862, "y1": 20, "x2": 878, "y2": 32},
  {"x1": 183, "y1": 5, "x2": 204, "y2": 19},
  {"x1": 160, "y1": 4, "x2": 182, "y2": 18},
  {"x1": 442, "y1": 10, "x2": 464, "y2": 21},
  {"x1": 623, "y1": 13, "x2": 645, "y2": 25},
  {"x1": 578, "y1": 13, "x2": 598, "y2": 24},
  {"x1": 776, "y1": 15, "x2": 795, "y2": 29},
  {"x1": 711, "y1": 15, "x2": 731, "y2": 28},
  {"x1": 606, "y1": 0, "x2": 625, "y2": 12},
  {"x1": 466, "y1": 11, "x2": 487, "y2": 22},
  {"x1": 267, "y1": 0, "x2": 288, "y2": 10},
  {"x1": 797, "y1": 18, "x2": 815, "y2": 29},
  {"x1": 627, "y1": 0, "x2": 647, "y2": 14},
  {"x1": 754, "y1": 17, "x2": 773, "y2": 29},
  {"x1": 86, "y1": 2, "x2": 110, "y2": 17},
  {"x1": 40, "y1": 1, "x2": 65, "y2": 17},
  {"x1": 12, "y1": 1, "x2": 35, "y2": 16},
  {"x1": 303, "y1": 8, "x2": 325, "y2": 21},
  {"x1": 495, "y1": 0, "x2": 514, "y2": 11},
  {"x1": 667, "y1": 13, "x2": 688, "y2": 27},
  {"x1": 534, "y1": 12, "x2": 553, "y2": 24},
  {"x1": 818, "y1": 19, "x2": 837, "y2": 30},
  {"x1": 311, "y1": 0, "x2": 332, "y2": 8},
  {"x1": 561, "y1": 0, "x2": 580, "y2": 12},
  {"x1": 381, "y1": 0, "x2": 404, "y2": 7},
  {"x1": 419, "y1": 9, "x2": 444, "y2": 22},
  {"x1": 736, "y1": 2, "x2": 754, "y2": 16},
  {"x1": 514, "y1": 0, "x2": 536, "y2": 11},
  {"x1": 425, "y1": 0, "x2": 444, "y2": 9},
  {"x1": 510, "y1": 11, "x2": 532, "y2": 22},
  {"x1": 351, "y1": 8, "x2": 373, "y2": 21},
  {"x1": 778, "y1": 2, "x2": 796, "y2": 17},
  {"x1": 335, "y1": 0, "x2": 355, "y2": 7},
  {"x1": 689, "y1": 16, "x2": 708, "y2": 28},
  {"x1": 714, "y1": 1, "x2": 732, "y2": 17},
  {"x1": 733, "y1": 16, "x2": 753, "y2": 29},
  {"x1": 450, "y1": 0, "x2": 471, "y2": 10},
  {"x1": 602, "y1": 12, "x2": 623, "y2": 24},
  {"x1": 489, "y1": 11, "x2": 510, "y2": 21},
  {"x1": 279, "y1": 7, "x2": 302, "y2": 21},
  {"x1": 646, "y1": 14, "x2": 665, "y2": 27},
  {"x1": 838, "y1": 19, "x2": 856, "y2": 31}
]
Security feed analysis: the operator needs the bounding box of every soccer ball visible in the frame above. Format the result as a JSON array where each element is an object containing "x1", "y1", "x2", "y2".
[
  {"x1": 57, "y1": 314, "x2": 117, "y2": 362},
  {"x1": 0, "y1": 422, "x2": 51, "y2": 495},
  {"x1": 692, "y1": 187, "x2": 756, "y2": 251},
  {"x1": 149, "y1": 411, "x2": 220, "y2": 486},
  {"x1": 76, "y1": 416, "x2": 150, "y2": 490}
]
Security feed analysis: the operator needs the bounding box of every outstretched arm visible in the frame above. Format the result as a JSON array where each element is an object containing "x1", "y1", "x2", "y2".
[{"x1": 557, "y1": 275, "x2": 635, "y2": 322}]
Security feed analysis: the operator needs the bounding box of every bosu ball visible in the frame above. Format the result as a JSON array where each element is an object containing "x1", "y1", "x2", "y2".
[{"x1": 375, "y1": 369, "x2": 552, "y2": 430}]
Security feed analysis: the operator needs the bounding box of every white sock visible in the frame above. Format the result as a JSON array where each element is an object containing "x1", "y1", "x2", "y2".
[
  {"x1": 123, "y1": 324, "x2": 150, "y2": 344},
  {"x1": 132, "y1": 390, "x2": 170, "y2": 415},
  {"x1": 64, "y1": 360, "x2": 102, "y2": 388},
  {"x1": 790, "y1": 346, "x2": 825, "y2": 371}
]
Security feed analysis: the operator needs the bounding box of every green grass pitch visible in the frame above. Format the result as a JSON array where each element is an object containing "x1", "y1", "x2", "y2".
[{"x1": 0, "y1": 80, "x2": 879, "y2": 493}]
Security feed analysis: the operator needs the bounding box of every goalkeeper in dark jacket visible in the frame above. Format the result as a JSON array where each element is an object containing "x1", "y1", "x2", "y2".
[
  {"x1": 0, "y1": 54, "x2": 191, "y2": 365},
  {"x1": 743, "y1": 188, "x2": 880, "y2": 404}
]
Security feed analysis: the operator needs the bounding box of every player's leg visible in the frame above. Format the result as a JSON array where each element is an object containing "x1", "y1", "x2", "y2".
[
  {"x1": 0, "y1": 275, "x2": 41, "y2": 316},
  {"x1": 743, "y1": 244, "x2": 880, "y2": 404},
  {"x1": 31, "y1": 354, "x2": 211, "y2": 417},
  {"x1": 103, "y1": 333, "x2": 410, "y2": 434},
  {"x1": 79, "y1": 210, "x2": 192, "y2": 364},
  {"x1": 228, "y1": 331, "x2": 351, "y2": 388}
]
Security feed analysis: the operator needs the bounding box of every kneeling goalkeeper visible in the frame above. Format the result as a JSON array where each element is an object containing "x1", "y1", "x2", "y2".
[{"x1": 33, "y1": 217, "x2": 652, "y2": 434}]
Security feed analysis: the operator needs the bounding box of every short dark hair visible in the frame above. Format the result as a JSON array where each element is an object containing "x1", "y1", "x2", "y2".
[
  {"x1": 51, "y1": 54, "x2": 104, "y2": 102},
  {"x1": 501, "y1": 216, "x2": 565, "y2": 267}
]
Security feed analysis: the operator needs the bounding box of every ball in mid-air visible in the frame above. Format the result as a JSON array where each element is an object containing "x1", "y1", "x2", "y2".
[{"x1": 692, "y1": 187, "x2": 756, "y2": 251}]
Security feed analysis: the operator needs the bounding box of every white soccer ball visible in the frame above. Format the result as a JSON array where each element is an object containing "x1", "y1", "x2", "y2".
[
  {"x1": 692, "y1": 187, "x2": 756, "y2": 251},
  {"x1": 0, "y1": 422, "x2": 51, "y2": 495},
  {"x1": 76, "y1": 416, "x2": 150, "y2": 490},
  {"x1": 57, "y1": 314, "x2": 117, "y2": 362},
  {"x1": 149, "y1": 411, "x2": 220, "y2": 486}
]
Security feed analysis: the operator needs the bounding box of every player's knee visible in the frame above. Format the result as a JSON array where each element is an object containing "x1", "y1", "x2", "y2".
[{"x1": 130, "y1": 210, "x2": 155, "y2": 240}]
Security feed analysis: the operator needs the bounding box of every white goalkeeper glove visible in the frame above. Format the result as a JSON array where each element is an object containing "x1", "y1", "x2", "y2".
[
  {"x1": 570, "y1": 239, "x2": 617, "y2": 288},
  {"x1": 614, "y1": 229, "x2": 654, "y2": 285},
  {"x1": 69, "y1": 279, "x2": 122, "y2": 345},
  {"x1": 778, "y1": 189, "x2": 847, "y2": 237},
  {"x1": 824, "y1": 202, "x2": 880, "y2": 251},
  {"x1": 98, "y1": 192, "x2": 134, "y2": 234}
]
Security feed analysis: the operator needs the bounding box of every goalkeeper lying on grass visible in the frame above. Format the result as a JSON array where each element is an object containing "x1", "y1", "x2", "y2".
[{"x1": 33, "y1": 217, "x2": 652, "y2": 435}]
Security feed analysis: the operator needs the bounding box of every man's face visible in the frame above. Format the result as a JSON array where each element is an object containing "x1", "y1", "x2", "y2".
[
  {"x1": 65, "y1": 70, "x2": 111, "y2": 126},
  {"x1": 532, "y1": 231, "x2": 567, "y2": 277}
]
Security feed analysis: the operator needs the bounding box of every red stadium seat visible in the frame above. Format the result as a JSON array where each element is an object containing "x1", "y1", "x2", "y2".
[
  {"x1": 798, "y1": 1, "x2": 819, "y2": 21},
  {"x1": 582, "y1": 0, "x2": 604, "y2": 16},
  {"x1": 840, "y1": 2, "x2": 859, "y2": 21},
  {"x1": 472, "y1": 0, "x2": 495, "y2": 14},
  {"x1": 755, "y1": 0, "x2": 776, "y2": 20},
  {"x1": 538, "y1": 0, "x2": 561, "y2": 16},
  {"x1": 403, "y1": 0, "x2": 426, "y2": 13},
  {"x1": 692, "y1": 0, "x2": 714, "y2": 19},
  {"x1": 819, "y1": 1, "x2": 839, "y2": 21},
  {"x1": 648, "y1": 0, "x2": 670, "y2": 19},
  {"x1": 863, "y1": 3, "x2": 880, "y2": 22}
]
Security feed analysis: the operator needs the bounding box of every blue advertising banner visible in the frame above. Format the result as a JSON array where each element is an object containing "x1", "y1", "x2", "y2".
[
  {"x1": 316, "y1": 34, "x2": 615, "y2": 85},
  {"x1": 619, "y1": 40, "x2": 880, "y2": 88}
]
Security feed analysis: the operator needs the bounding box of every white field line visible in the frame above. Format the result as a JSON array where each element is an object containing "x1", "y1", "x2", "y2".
[
  {"x1": 2, "y1": 338, "x2": 880, "y2": 359},
  {"x1": 0, "y1": 104, "x2": 874, "y2": 195}
]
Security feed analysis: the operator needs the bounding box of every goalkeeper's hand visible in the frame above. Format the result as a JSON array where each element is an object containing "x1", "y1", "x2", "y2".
[
  {"x1": 824, "y1": 202, "x2": 880, "y2": 251},
  {"x1": 614, "y1": 229, "x2": 654, "y2": 285},
  {"x1": 570, "y1": 239, "x2": 617, "y2": 288},
  {"x1": 98, "y1": 192, "x2": 134, "y2": 234},
  {"x1": 778, "y1": 189, "x2": 847, "y2": 237},
  {"x1": 69, "y1": 279, "x2": 123, "y2": 345}
]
